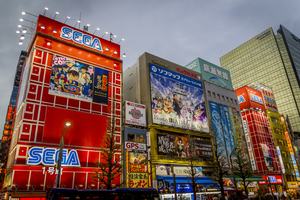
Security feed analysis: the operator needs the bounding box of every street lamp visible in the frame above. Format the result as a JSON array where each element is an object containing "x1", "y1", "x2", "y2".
[{"x1": 55, "y1": 121, "x2": 71, "y2": 188}]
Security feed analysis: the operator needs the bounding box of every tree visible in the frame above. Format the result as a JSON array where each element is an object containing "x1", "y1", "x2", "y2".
[
  {"x1": 95, "y1": 97, "x2": 122, "y2": 190},
  {"x1": 95, "y1": 133, "x2": 122, "y2": 190},
  {"x1": 211, "y1": 137, "x2": 230, "y2": 199},
  {"x1": 231, "y1": 148, "x2": 253, "y2": 198}
]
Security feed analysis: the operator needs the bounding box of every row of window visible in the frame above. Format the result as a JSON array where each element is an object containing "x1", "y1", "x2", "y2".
[{"x1": 207, "y1": 90, "x2": 238, "y2": 105}]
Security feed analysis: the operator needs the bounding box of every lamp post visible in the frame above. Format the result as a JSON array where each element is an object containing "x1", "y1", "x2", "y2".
[{"x1": 55, "y1": 121, "x2": 71, "y2": 188}]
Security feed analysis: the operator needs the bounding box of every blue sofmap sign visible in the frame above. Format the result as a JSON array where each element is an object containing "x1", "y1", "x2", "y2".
[
  {"x1": 27, "y1": 146, "x2": 80, "y2": 167},
  {"x1": 60, "y1": 26, "x2": 103, "y2": 51}
]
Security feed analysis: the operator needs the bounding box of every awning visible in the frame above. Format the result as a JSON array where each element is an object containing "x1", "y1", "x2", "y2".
[{"x1": 156, "y1": 176, "x2": 216, "y2": 185}]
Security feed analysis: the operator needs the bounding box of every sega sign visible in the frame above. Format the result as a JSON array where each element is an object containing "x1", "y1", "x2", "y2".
[
  {"x1": 27, "y1": 147, "x2": 80, "y2": 167},
  {"x1": 60, "y1": 26, "x2": 103, "y2": 51}
]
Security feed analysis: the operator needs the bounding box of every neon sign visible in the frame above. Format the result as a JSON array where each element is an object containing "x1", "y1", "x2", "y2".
[
  {"x1": 27, "y1": 146, "x2": 80, "y2": 167},
  {"x1": 60, "y1": 26, "x2": 103, "y2": 51}
]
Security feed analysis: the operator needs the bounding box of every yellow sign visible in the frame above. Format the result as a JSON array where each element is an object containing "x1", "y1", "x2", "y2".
[
  {"x1": 128, "y1": 173, "x2": 149, "y2": 188},
  {"x1": 287, "y1": 181, "x2": 298, "y2": 189}
]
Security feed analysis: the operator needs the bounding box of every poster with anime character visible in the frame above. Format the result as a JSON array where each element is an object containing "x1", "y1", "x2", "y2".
[
  {"x1": 149, "y1": 64, "x2": 208, "y2": 132},
  {"x1": 49, "y1": 55, "x2": 94, "y2": 101},
  {"x1": 93, "y1": 67, "x2": 109, "y2": 104},
  {"x1": 157, "y1": 134, "x2": 190, "y2": 158}
]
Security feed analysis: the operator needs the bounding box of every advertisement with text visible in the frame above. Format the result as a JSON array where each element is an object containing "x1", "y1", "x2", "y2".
[{"x1": 150, "y1": 63, "x2": 208, "y2": 132}]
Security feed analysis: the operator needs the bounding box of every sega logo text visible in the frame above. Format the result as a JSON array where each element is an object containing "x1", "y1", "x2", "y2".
[
  {"x1": 27, "y1": 147, "x2": 80, "y2": 167},
  {"x1": 60, "y1": 26, "x2": 103, "y2": 51}
]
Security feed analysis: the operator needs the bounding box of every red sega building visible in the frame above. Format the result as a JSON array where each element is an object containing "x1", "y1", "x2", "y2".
[
  {"x1": 3, "y1": 15, "x2": 122, "y2": 198},
  {"x1": 236, "y1": 86, "x2": 282, "y2": 182}
]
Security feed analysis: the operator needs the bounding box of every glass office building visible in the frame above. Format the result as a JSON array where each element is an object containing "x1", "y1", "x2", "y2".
[{"x1": 220, "y1": 26, "x2": 300, "y2": 139}]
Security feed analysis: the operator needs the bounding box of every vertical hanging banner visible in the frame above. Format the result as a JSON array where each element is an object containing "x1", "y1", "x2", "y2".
[{"x1": 93, "y1": 68, "x2": 109, "y2": 104}]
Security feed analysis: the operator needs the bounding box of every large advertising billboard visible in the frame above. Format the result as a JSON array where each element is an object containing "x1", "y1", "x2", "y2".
[
  {"x1": 149, "y1": 63, "x2": 208, "y2": 132},
  {"x1": 209, "y1": 102, "x2": 235, "y2": 162},
  {"x1": 157, "y1": 133, "x2": 213, "y2": 160},
  {"x1": 49, "y1": 55, "x2": 108, "y2": 104}
]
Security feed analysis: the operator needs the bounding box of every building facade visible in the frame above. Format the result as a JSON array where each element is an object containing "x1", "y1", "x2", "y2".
[
  {"x1": 220, "y1": 26, "x2": 300, "y2": 139},
  {"x1": 0, "y1": 51, "x2": 27, "y2": 187},
  {"x1": 186, "y1": 58, "x2": 247, "y2": 166},
  {"x1": 3, "y1": 15, "x2": 122, "y2": 198},
  {"x1": 235, "y1": 86, "x2": 282, "y2": 187},
  {"x1": 124, "y1": 52, "x2": 215, "y2": 199}
]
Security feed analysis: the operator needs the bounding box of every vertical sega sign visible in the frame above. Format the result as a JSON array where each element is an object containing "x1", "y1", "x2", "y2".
[{"x1": 27, "y1": 146, "x2": 80, "y2": 167}]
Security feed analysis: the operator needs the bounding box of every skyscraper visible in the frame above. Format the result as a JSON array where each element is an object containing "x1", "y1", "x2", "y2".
[{"x1": 220, "y1": 26, "x2": 300, "y2": 140}]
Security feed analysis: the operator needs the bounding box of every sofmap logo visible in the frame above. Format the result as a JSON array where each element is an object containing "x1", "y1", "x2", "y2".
[
  {"x1": 27, "y1": 146, "x2": 80, "y2": 167},
  {"x1": 60, "y1": 26, "x2": 103, "y2": 51}
]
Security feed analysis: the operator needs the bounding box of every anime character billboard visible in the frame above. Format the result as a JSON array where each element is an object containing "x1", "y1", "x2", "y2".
[
  {"x1": 149, "y1": 64, "x2": 208, "y2": 132},
  {"x1": 209, "y1": 102, "x2": 235, "y2": 163},
  {"x1": 50, "y1": 55, "x2": 94, "y2": 101},
  {"x1": 49, "y1": 55, "x2": 109, "y2": 104},
  {"x1": 157, "y1": 134, "x2": 190, "y2": 158}
]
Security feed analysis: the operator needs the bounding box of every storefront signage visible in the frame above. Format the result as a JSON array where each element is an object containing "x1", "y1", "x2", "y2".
[
  {"x1": 27, "y1": 147, "x2": 80, "y2": 167},
  {"x1": 128, "y1": 173, "x2": 149, "y2": 188},
  {"x1": 61, "y1": 26, "x2": 103, "y2": 51},
  {"x1": 259, "y1": 175, "x2": 282, "y2": 184},
  {"x1": 125, "y1": 141, "x2": 146, "y2": 151},
  {"x1": 125, "y1": 101, "x2": 146, "y2": 127},
  {"x1": 156, "y1": 165, "x2": 203, "y2": 177},
  {"x1": 287, "y1": 181, "x2": 298, "y2": 189}
]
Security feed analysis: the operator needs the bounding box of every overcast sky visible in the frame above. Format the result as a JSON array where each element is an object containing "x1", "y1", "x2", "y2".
[{"x1": 0, "y1": 0, "x2": 300, "y2": 136}]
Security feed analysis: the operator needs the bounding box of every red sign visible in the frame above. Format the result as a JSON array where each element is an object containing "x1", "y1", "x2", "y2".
[
  {"x1": 259, "y1": 175, "x2": 283, "y2": 185},
  {"x1": 36, "y1": 15, "x2": 120, "y2": 59},
  {"x1": 236, "y1": 86, "x2": 266, "y2": 111}
]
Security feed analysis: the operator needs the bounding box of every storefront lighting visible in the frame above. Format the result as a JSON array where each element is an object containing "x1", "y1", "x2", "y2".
[
  {"x1": 113, "y1": 51, "x2": 118, "y2": 54},
  {"x1": 41, "y1": 26, "x2": 45, "y2": 29},
  {"x1": 53, "y1": 30, "x2": 57, "y2": 33},
  {"x1": 46, "y1": 42, "x2": 51, "y2": 46},
  {"x1": 105, "y1": 47, "x2": 109, "y2": 51}
]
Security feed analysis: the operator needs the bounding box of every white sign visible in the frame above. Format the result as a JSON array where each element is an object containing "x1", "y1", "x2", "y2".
[
  {"x1": 156, "y1": 165, "x2": 203, "y2": 177},
  {"x1": 276, "y1": 146, "x2": 286, "y2": 174},
  {"x1": 125, "y1": 141, "x2": 146, "y2": 151},
  {"x1": 125, "y1": 101, "x2": 147, "y2": 127}
]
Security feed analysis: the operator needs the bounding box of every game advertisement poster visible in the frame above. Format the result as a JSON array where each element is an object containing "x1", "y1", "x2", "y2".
[
  {"x1": 149, "y1": 63, "x2": 208, "y2": 132},
  {"x1": 49, "y1": 55, "x2": 109, "y2": 104}
]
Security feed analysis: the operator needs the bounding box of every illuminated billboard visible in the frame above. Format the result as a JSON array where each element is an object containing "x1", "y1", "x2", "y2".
[
  {"x1": 236, "y1": 86, "x2": 266, "y2": 111},
  {"x1": 157, "y1": 133, "x2": 212, "y2": 160},
  {"x1": 125, "y1": 101, "x2": 147, "y2": 127},
  {"x1": 149, "y1": 63, "x2": 208, "y2": 132},
  {"x1": 209, "y1": 102, "x2": 235, "y2": 162},
  {"x1": 49, "y1": 55, "x2": 108, "y2": 104}
]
